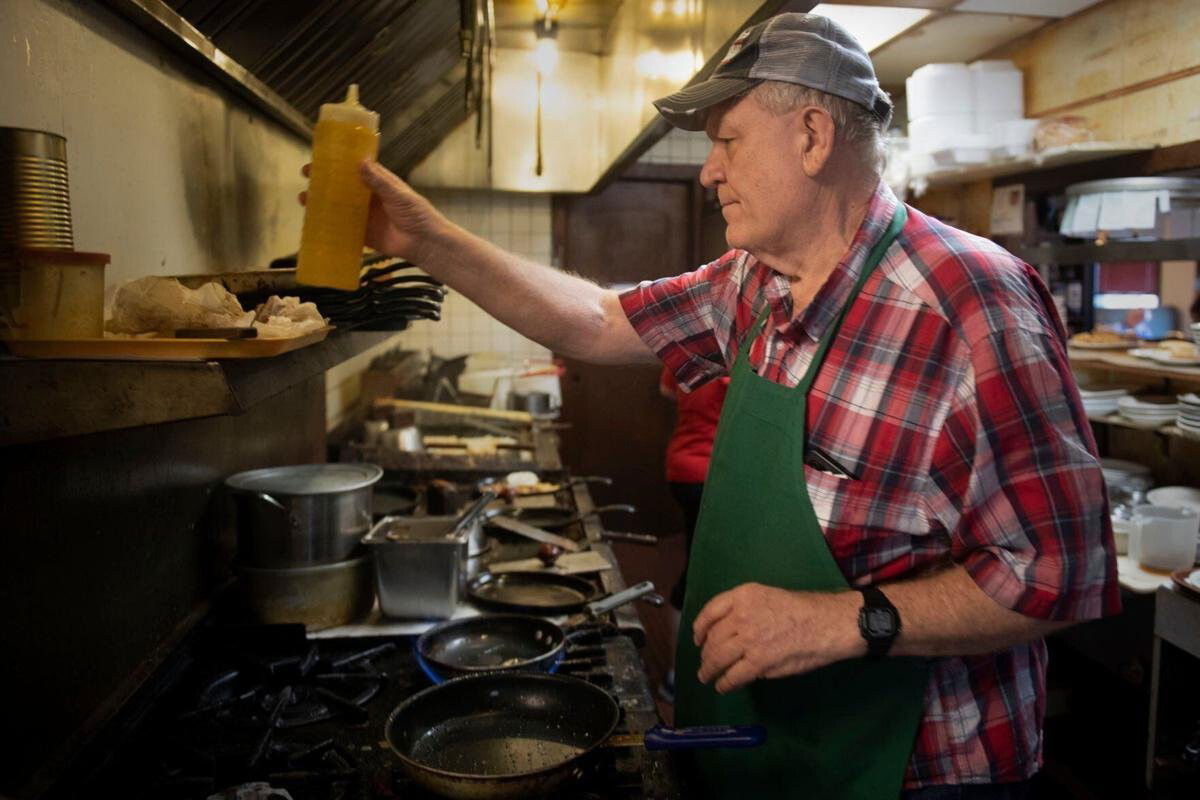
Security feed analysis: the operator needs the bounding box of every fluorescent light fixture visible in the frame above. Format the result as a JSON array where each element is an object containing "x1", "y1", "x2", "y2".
[
  {"x1": 533, "y1": 37, "x2": 559, "y2": 74},
  {"x1": 1094, "y1": 293, "x2": 1160, "y2": 310},
  {"x1": 810, "y1": 4, "x2": 931, "y2": 52},
  {"x1": 636, "y1": 49, "x2": 697, "y2": 83},
  {"x1": 953, "y1": 0, "x2": 1103, "y2": 17}
]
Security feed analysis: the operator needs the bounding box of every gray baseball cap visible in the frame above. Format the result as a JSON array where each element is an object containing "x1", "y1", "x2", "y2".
[{"x1": 653, "y1": 12, "x2": 892, "y2": 131}]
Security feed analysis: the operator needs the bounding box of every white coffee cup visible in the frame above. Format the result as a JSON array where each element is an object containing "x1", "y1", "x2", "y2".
[{"x1": 1129, "y1": 505, "x2": 1199, "y2": 572}]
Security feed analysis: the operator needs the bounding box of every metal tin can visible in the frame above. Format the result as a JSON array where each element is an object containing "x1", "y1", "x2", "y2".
[{"x1": 0, "y1": 128, "x2": 75, "y2": 255}]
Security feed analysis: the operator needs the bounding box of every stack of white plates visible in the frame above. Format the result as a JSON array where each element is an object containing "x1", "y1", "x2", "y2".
[
  {"x1": 1100, "y1": 457, "x2": 1151, "y2": 490},
  {"x1": 1080, "y1": 387, "x2": 1129, "y2": 416},
  {"x1": 1177, "y1": 393, "x2": 1200, "y2": 434},
  {"x1": 1118, "y1": 395, "x2": 1179, "y2": 428},
  {"x1": 1191, "y1": 323, "x2": 1200, "y2": 347}
]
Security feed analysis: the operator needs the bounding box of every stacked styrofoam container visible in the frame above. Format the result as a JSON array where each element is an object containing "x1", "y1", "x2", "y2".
[{"x1": 906, "y1": 60, "x2": 1033, "y2": 170}]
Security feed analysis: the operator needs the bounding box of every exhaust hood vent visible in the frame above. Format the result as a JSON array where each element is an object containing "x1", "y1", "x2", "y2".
[{"x1": 106, "y1": 0, "x2": 482, "y2": 175}]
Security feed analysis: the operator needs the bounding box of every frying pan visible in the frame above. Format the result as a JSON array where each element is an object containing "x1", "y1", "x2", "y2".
[
  {"x1": 385, "y1": 672, "x2": 765, "y2": 800},
  {"x1": 499, "y1": 503, "x2": 636, "y2": 533},
  {"x1": 467, "y1": 572, "x2": 660, "y2": 615},
  {"x1": 418, "y1": 581, "x2": 658, "y2": 682}
]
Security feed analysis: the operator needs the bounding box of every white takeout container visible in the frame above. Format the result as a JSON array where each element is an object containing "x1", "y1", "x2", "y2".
[{"x1": 1129, "y1": 506, "x2": 1199, "y2": 572}]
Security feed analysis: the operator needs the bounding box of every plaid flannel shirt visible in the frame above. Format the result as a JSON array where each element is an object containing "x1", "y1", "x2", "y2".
[{"x1": 619, "y1": 183, "x2": 1120, "y2": 788}]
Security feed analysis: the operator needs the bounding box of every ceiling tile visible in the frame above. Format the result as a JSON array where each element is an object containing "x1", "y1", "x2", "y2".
[
  {"x1": 953, "y1": 0, "x2": 1103, "y2": 16},
  {"x1": 810, "y1": 4, "x2": 932, "y2": 52},
  {"x1": 871, "y1": 12, "x2": 1047, "y2": 89}
]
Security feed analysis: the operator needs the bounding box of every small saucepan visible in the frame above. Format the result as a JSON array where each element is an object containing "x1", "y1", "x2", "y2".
[
  {"x1": 417, "y1": 581, "x2": 658, "y2": 682},
  {"x1": 385, "y1": 672, "x2": 765, "y2": 800}
]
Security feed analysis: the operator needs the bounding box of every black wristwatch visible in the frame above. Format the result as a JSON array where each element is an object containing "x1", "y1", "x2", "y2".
[{"x1": 857, "y1": 586, "x2": 901, "y2": 660}]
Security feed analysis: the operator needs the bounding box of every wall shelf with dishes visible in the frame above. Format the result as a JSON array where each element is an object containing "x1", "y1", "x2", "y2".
[
  {"x1": 914, "y1": 142, "x2": 1152, "y2": 192},
  {"x1": 1069, "y1": 348, "x2": 1200, "y2": 387}
]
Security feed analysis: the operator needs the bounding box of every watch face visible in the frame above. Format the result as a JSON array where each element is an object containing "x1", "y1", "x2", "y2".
[{"x1": 863, "y1": 607, "x2": 897, "y2": 638}]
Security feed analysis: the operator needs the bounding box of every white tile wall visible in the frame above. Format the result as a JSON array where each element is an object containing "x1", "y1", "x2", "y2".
[
  {"x1": 325, "y1": 189, "x2": 554, "y2": 431},
  {"x1": 397, "y1": 189, "x2": 554, "y2": 361},
  {"x1": 638, "y1": 128, "x2": 712, "y2": 165}
]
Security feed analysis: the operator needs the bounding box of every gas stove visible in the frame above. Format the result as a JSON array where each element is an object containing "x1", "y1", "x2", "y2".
[{"x1": 49, "y1": 622, "x2": 681, "y2": 799}]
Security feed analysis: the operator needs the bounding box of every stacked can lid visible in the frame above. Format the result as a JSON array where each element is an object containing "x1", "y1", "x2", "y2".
[{"x1": 1, "y1": 127, "x2": 75, "y2": 256}]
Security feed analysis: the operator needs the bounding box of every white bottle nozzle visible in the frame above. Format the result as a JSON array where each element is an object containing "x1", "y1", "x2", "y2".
[{"x1": 317, "y1": 83, "x2": 378, "y2": 132}]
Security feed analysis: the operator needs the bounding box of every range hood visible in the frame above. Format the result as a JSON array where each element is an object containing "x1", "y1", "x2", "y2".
[{"x1": 101, "y1": 0, "x2": 800, "y2": 193}]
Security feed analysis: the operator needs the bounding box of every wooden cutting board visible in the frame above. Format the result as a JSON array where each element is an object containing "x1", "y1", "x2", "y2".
[{"x1": 2, "y1": 326, "x2": 331, "y2": 360}]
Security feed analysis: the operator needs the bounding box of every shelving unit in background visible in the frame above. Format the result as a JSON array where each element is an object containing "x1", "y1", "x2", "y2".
[
  {"x1": 1069, "y1": 350, "x2": 1200, "y2": 388},
  {"x1": 912, "y1": 142, "x2": 1152, "y2": 191}
]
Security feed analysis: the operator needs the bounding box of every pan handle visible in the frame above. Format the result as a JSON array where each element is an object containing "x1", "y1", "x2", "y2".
[
  {"x1": 453, "y1": 490, "x2": 496, "y2": 534},
  {"x1": 585, "y1": 503, "x2": 636, "y2": 516},
  {"x1": 567, "y1": 475, "x2": 613, "y2": 487},
  {"x1": 585, "y1": 580, "x2": 657, "y2": 618},
  {"x1": 642, "y1": 724, "x2": 767, "y2": 750},
  {"x1": 600, "y1": 531, "x2": 658, "y2": 546},
  {"x1": 572, "y1": 503, "x2": 637, "y2": 525}
]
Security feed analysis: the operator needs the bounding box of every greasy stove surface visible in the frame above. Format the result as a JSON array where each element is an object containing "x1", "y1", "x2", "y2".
[{"x1": 54, "y1": 624, "x2": 680, "y2": 799}]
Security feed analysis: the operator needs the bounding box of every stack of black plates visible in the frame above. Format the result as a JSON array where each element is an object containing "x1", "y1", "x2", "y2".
[{"x1": 252, "y1": 254, "x2": 445, "y2": 331}]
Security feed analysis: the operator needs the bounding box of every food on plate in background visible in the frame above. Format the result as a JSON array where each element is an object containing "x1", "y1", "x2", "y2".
[
  {"x1": 1034, "y1": 116, "x2": 1095, "y2": 151},
  {"x1": 107, "y1": 276, "x2": 252, "y2": 334},
  {"x1": 1068, "y1": 329, "x2": 1135, "y2": 347},
  {"x1": 1158, "y1": 339, "x2": 1199, "y2": 359},
  {"x1": 252, "y1": 294, "x2": 326, "y2": 338},
  {"x1": 106, "y1": 276, "x2": 325, "y2": 338}
]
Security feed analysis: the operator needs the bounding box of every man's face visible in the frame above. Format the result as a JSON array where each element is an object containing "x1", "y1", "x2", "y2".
[{"x1": 700, "y1": 94, "x2": 811, "y2": 259}]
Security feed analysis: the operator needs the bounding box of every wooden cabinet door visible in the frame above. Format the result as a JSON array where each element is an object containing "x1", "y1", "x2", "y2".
[{"x1": 554, "y1": 178, "x2": 697, "y2": 537}]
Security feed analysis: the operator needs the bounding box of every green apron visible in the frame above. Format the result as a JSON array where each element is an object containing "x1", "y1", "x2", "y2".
[{"x1": 674, "y1": 205, "x2": 928, "y2": 799}]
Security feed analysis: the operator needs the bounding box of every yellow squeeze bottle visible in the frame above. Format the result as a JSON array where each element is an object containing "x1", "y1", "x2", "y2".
[{"x1": 296, "y1": 84, "x2": 380, "y2": 290}]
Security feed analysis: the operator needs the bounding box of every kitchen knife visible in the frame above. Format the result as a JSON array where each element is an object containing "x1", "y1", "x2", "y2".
[{"x1": 486, "y1": 513, "x2": 583, "y2": 553}]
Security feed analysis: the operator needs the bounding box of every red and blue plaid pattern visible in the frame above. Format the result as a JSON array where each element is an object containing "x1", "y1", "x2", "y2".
[{"x1": 619, "y1": 183, "x2": 1120, "y2": 788}]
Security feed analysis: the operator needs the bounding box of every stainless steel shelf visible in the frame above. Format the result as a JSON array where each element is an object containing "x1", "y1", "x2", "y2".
[{"x1": 1015, "y1": 237, "x2": 1200, "y2": 264}]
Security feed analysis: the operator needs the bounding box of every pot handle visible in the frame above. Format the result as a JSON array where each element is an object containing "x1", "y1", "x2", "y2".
[
  {"x1": 576, "y1": 504, "x2": 637, "y2": 523},
  {"x1": 642, "y1": 724, "x2": 767, "y2": 751},
  {"x1": 585, "y1": 580, "x2": 657, "y2": 618},
  {"x1": 568, "y1": 475, "x2": 613, "y2": 487},
  {"x1": 600, "y1": 531, "x2": 658, "y2": 546}
]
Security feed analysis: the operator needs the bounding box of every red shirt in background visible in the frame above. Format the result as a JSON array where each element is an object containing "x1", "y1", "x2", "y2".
[{"x1": 661, "y1": 366, "x2": 729, "y2": 484}]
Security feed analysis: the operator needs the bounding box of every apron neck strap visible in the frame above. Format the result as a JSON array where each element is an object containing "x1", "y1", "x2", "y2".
[
  {"x1": 735, "y1": 203, "x2": 907, "y2": 389},
  {"x1": 797, "y1": 203, "x2": 906, "y2": 390}
]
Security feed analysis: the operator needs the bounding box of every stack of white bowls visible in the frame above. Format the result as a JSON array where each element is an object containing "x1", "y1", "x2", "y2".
[
  {"x1": 1177, "y1": 393, "x2": 1200, "y2": 435},
  {"x1": 906, "y1": 60, "x2": 1033, "y2": 169},
  {"x1": 1101, "y1": 458, "x2": 1152, "y2": 490},
  {"x1": 972, "y1": 61, "x2": 1024, "y2": 133},
  {"x1": 1079, "y1": 387, "x2": 1129, "y2": 417},
  {"x1": 1118, "y1": 395, "x2": 1179, "y2": 428}
]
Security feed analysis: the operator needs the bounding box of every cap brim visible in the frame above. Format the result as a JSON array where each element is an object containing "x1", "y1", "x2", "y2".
[{"x1": 653, "y1": 77, "x2": 758, "y2": 131}]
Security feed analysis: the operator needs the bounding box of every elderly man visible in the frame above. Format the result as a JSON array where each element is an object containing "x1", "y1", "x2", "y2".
[{"x1": 339, "y1": 12, "x2": 1118, "y2": 799}]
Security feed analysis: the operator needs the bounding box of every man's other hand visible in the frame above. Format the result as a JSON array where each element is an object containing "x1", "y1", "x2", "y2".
[{"x1": 692, "y1": 583, "x2": 865, "y2": 693}]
